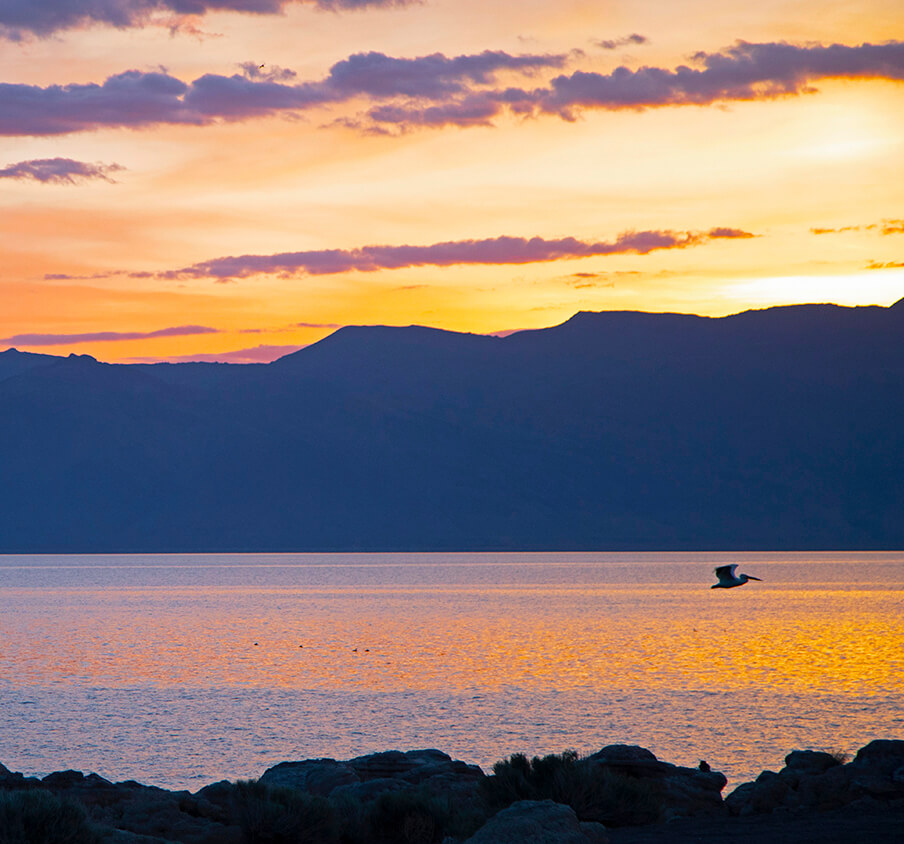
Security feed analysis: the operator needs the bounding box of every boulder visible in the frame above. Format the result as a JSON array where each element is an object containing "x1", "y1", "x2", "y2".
[
  {"x1": 465, "y1": 800, "x2": 608, "y2": 844},
  {"x1": 783, "y1": 749, "x2": 841, "y2": 775},
  {"x1": 850, "y1": 740, "x2": 904, "y2": 776},
  {"x1": 348, "y1": 749, "x2": 483, "y2": 784},
  {"x1": 13, "y1": 768, "x2": 239, "y2": 844},
  {"x1": 586, "y1": 744, "x2": 726, "y2": 819},
  {"x1": 0, "y1": 761, "x2": 35, "y2": 788},
  {"x1": 330, "y1": 777, "x2": 408, "y2": 802},
  {"x1": 42, "y1": 769, "x2": 97, "y2": 788},
  {"x1": 257, "y1": 749, "x2": 485, "y2": 802},
  {"x1": 258, "y1": 758, "x2": 360, "y2": 795},
  {"x1": 726, "y1": 740, "x2": 904, "y2": 816}
]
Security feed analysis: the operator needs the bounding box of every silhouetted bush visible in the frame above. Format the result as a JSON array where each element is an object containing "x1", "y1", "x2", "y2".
[
  {"x1": 358, "y1": 788, "x2": 487, "y2": 844},
  {"x1": 231, "y1": 780, "x2": 339, "y2": 844},
  {"x1": 482, "y1": 750, "x2": 663, "y2": 826},
  {"x1": 0, "y1": 788, "x2": 103, "y2": 844}
]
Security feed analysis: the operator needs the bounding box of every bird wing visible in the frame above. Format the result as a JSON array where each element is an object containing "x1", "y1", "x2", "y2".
[{"x1": 713, "y1": 564, "x2": 737, "y2": 584}]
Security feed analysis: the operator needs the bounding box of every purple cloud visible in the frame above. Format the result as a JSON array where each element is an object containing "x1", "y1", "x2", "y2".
[
  {"x1": 367, "y1": 39, "x2": 904, "y2": 130},
  {"x1": 706, "y1": 227, "x2": 756, "y2": 239},
  {"x1": 0, "y1": 49, "x2": 566, "y2": 136},
  {"x1": 44, "y1": 272, "x2": 116, "y2": 280},
  {"x1": 8, "y1": 40, "x2": 899, "y2": 138},
  {"x1": 595, "y1": 34, "x2": 648, "y2": 50},
  {"x1": 1, "y1": 325, "x2": 219, "y2": 346},
  {"x1": 158, "y1": 228, "x2": 754, "y2": 280},
  {"x1": 366, "y1": 92, "x2": 503, "y2": 129},
  {"x1": 325, "y1": 50, "x2": 564, "y2": 99},
  {"x1": 0, "y1": 0, "x2": 413, "y2": 40},
  {"x1": 534, "y1": 40, "x2": 904, "y2": 118},
  {"x1": 0, "y1": 157, "x2": 124, "y2": 184}
]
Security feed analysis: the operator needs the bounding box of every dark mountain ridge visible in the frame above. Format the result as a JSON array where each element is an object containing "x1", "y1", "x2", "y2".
[{"x1": 1, "y1": 300, "x2": 902, "y2": 552}]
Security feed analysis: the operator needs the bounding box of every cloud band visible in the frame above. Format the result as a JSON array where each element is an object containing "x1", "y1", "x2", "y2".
[{"x1": 162, "y1": 228, "x2": 754, "y2": 280}]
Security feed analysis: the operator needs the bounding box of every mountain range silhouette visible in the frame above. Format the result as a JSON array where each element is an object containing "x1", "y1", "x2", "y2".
[{"x1": 1, "y1": 299, "x2": 902, "y2": 552}]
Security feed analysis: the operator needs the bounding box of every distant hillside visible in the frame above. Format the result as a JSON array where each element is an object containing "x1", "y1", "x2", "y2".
[{"x1": 1, "y1": 299, "x2": 902, "y2": 552}]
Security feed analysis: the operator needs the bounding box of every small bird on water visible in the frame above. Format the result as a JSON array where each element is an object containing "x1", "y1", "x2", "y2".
[{"x1": 711, "y1": 564, "x2": 762, "y2": 589}]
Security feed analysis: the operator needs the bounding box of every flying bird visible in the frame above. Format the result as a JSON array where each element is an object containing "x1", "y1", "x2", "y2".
[{"x1": 711, "y1": 564, "x2": 762, "y2": 589}]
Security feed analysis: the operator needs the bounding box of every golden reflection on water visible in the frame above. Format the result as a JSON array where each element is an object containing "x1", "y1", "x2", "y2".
[
  {"x1": 2, "y1": 554, "x2": 903, "y2": 789},
  {"x1": 5, "y1": 580, "x2": 902, "y2": 699}
]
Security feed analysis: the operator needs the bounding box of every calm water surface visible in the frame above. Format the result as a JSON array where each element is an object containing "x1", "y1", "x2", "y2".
[{"x1": 1, "y1": 552, "x2": 902, "y2": 791}]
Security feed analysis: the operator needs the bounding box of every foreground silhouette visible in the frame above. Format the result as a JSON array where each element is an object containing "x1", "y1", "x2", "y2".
[{"x1": 1, "y1": 740, "x2": 902, "y2": 843}]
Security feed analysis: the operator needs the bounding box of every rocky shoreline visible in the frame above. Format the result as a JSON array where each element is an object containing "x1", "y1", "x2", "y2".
[{"x1": 1, "y1": 740, "x2": 902, "y2": 843}]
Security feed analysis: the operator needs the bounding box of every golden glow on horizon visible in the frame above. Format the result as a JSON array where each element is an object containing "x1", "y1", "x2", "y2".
[
  {"x1": 1, "y1": 1, "x2": 904, "y2": 361},
  {"x1": 724, "y1": 271, "x2": 904, "y2": 309}
]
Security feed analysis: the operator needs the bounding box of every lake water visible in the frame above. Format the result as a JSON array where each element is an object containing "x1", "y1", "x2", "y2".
[{"x1": 1, "y1": 552, "x2": 902, "y2": 792}]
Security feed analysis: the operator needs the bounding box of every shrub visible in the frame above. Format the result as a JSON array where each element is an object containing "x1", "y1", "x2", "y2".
[
  {"x1": 481, "y1": 750, "x2": 663, "y2": 827},
  {"x1": 231, "y1": 780, "x2": 339, "y2": 844},
  {"x1": 359, "y1": 788, "x2": 487, "y2": 844},
  {"x1": 0, "y1": 789, "x2": 103, "y2": 844}
]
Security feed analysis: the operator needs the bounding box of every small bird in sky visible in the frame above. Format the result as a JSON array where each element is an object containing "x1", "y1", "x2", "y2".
[{"x1": 711, "y1": 564, "x2": 762, "y2": 589}]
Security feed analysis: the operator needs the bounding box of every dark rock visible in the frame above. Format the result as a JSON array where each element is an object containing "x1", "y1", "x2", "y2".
[
  {"x1": 0, "y1": 762, "x2": 34, "y2": 788},
  {"x1": 42, "y1": 769, "x2": 88, "y2": 787},
  {"x1": 784, "y1": 750, "x2": 841, "y2": 775},
  {"x1": 346, "y1": 748, "x2": 485, "y2": 803},
  {"x1": 258, "y1": 758, "x2": 360, "y2": 795},
  {"x1": 330, "y1": 777, "x2": 408, "y2": 802},
  {"x1": 348, "y1": 748, "x2": 453, "y2": 780},
  {"x1": 105, "y1": 830, "x2": 174, "y2": 843},
  {"x1": 193, "y1": 780, "x2": 233, "y2": 804},
  {"x1": 587, "y1": 746, "x2": 664, "y2": 774},
  {"x1": 401, "y1": 758, "x2": 485, "y2": 785},
  {"x1": 465, "y1": 799, "x2": 609, "y2": 843},
  {"x1": 580, "y1": 820, "x2": 611, "y2": 844},
  {"x1": 850, "y1": 740, "x2": 904, "y2": 775},
  {"x1": 726, "y1": 740, "x2": 904, "y2": 817},
  {"x1": 20, "y1": 769, "x2": 238, "y2": 844},
  {"x1": 726, "y1": 771, "x2": 793, "y2": 816},
  {"x1": 586, "y1": 745, "x2": 726, "y2": 819}
]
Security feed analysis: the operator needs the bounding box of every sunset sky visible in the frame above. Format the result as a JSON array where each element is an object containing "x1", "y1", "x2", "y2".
[{"x1": 2, "y1": 0, "x2": 903, "y2": 363}]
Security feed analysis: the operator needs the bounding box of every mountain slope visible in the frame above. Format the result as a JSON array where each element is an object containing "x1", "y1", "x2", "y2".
[{"x1": 0, "y1": 301, "x2": 902, "y2": 551}]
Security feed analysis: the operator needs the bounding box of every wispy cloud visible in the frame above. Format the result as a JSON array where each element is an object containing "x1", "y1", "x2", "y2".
[
  {"x1": 0, "y1": 157, "x2": 124, "y2": 184},
  {"x1": 0, "y1": 49, "x2": 568, "y2": 136},
  {"x1": 562, "y1": 271, "x2": 616, "y2": 289},
  {"x1": 594, "y1": 34, "x2": 647, "y2": 50},
  {"x1": 1, "y1": 325, "x2": 219, "y2": 346},
  {"x1": 155, "y1": 227, "x2": 755, "y2": 280},
  {"x1": 811, "y1": 218, "x2": 904, "y2": 235},
  {"x1": 0, "y1": 0, "x2": 415, "y2": 40},
  {"x1": 865, "y1": 260, "x2": 904, "y2": 269}
]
